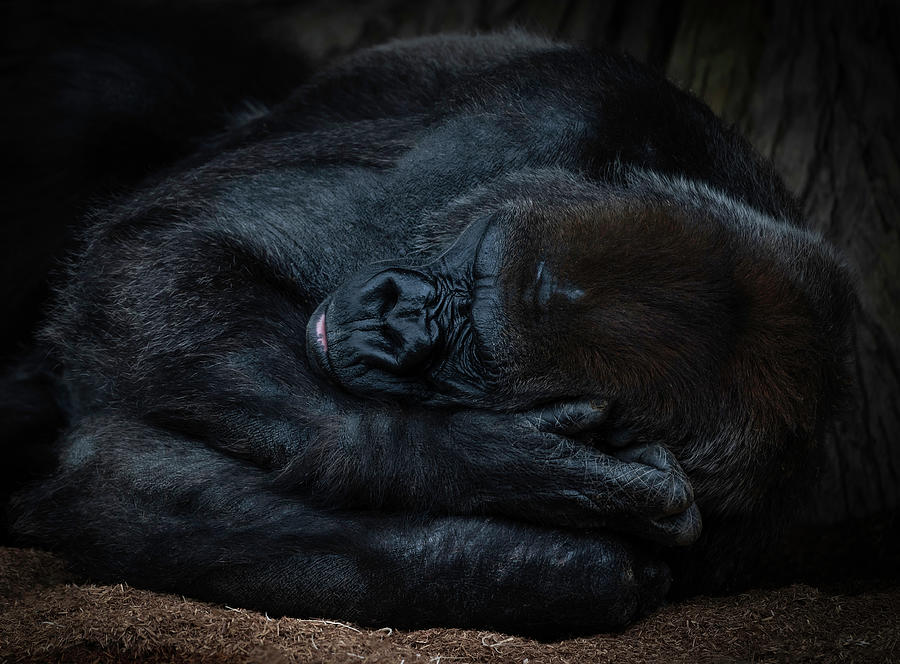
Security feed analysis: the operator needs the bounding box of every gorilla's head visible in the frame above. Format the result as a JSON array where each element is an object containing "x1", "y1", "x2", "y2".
[{"x1": 306, "y1": 174, "x2": 741, "y2": 413}]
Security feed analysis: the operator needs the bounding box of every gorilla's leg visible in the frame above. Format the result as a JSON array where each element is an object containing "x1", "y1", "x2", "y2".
[{"x1": 10, "y1": 415, "x2": 669, "y2": 637}]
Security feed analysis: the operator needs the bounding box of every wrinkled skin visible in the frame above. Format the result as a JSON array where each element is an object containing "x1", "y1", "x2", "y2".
[{"x1": 5, "y1": 32, "x2": 853, "y2": 637}]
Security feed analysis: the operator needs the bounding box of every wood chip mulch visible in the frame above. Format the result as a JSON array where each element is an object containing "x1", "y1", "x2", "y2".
[{"x1": 1, "y1": 546, "x2": 897, "y2": 664}]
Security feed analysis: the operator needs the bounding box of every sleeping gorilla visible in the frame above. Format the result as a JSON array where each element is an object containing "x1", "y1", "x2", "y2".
[{"x1": 6, "y1": 32, "x2": 853, "y2": 637}]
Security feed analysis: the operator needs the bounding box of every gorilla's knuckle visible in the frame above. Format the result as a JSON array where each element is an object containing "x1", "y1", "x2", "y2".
[
  {"x1": 661, "y1": 469, "x2": 694, "y2": 514},
  {"x1": 615, "y1": 442, "x2": 672, "y2": 471},
  {"x1": 651, "y1": 503, "x2": 703, "y2": 546}
]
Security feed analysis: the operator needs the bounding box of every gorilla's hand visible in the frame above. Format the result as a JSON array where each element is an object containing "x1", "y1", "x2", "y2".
[
  {"x1": 285, "y1": 398, "x2": 701, "y2": 546},
  {"x1": 508, "y1": 400, "x2": 702, "y2": 546},
  {"x1": 524, "y1": 400, "x2": 701, "y2": 542}
]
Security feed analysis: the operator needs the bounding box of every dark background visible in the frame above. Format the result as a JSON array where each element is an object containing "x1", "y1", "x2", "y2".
[{"x1": 2, "y1": 0, "x2": 897, "y2": 574}]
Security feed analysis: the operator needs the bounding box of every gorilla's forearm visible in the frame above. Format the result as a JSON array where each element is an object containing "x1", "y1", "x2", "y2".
[{"x1": 271, "y1": 399, "x2": 700, "y2": 546}]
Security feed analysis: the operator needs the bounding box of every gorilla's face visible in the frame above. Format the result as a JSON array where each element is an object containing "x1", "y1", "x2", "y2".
[
  {"x1": 307, "y1": 195, "x2": 734, "y2": 410},
  {"x1": 306, "y1": 211, "x2": 507, "y2": 406}
]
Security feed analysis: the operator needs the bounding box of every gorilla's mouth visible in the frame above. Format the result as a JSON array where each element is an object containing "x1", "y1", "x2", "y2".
[
  {"x1": 306, "y1": 298, "x2": 338, "y2": 384},
  {"x1": 315, "y1": 311, "x2": 328, "y2": 353}
]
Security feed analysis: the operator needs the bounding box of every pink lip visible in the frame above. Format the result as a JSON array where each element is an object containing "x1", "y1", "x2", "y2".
[{"x1": 316, "y1": 311, "x2": 328, "y2": 353}]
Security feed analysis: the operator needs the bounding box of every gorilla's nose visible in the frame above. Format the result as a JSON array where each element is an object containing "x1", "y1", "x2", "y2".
[{"x1": 355, "y1": 269, "x2": 439, "y2": 375}]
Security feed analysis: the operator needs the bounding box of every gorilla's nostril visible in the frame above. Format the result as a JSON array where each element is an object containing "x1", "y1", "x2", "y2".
[
  {"x1": 397, "y1": 331, "x2": 434, "y2": 370},
  {"x1": 379, "y1": 316, "x2": 437, "y2": 374},
  {"x1": 351, "y1": 269, "x2": 440, "y2": 376},
  {"x1": 361, "y1": 271, "x2": 425, "y2": 315},
  {"x1": 381, "y1": 323, "x2": 405, "y2": 350},
  {"x1": 375, "y1": 278, "x2": 401, "y2": 316}
]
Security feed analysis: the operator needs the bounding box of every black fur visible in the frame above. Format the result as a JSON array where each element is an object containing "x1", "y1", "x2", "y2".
[{"x1": 4, "y1": 32, "x2": 853, "y2": 636}]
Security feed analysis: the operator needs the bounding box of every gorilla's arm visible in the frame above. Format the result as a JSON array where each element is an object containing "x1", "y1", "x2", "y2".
[
  {"x1": 269, "y1": 399, "x2": 700, "y2": 546},
  {"x1": 128, "y1": 335, "x2": 698, "y2": 545},
  {"x1": 10, "y1": 414, "x2": 669, "y2": 638}
]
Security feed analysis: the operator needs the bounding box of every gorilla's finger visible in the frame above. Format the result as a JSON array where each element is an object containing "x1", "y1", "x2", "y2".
[
  {"x1": 612, "y1": 442, "x2": 695, "y2": 514},
  {"x1": 526, "y1": 399, "x2": 610, "y2": 436},
  {"x1": 649, "y1": 502, "x2": 703, "y2": 546}
]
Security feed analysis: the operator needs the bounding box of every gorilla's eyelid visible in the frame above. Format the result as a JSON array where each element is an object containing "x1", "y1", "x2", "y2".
[{"x1": 530, "y1": 259, "x2": 586, "y2": 306}]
